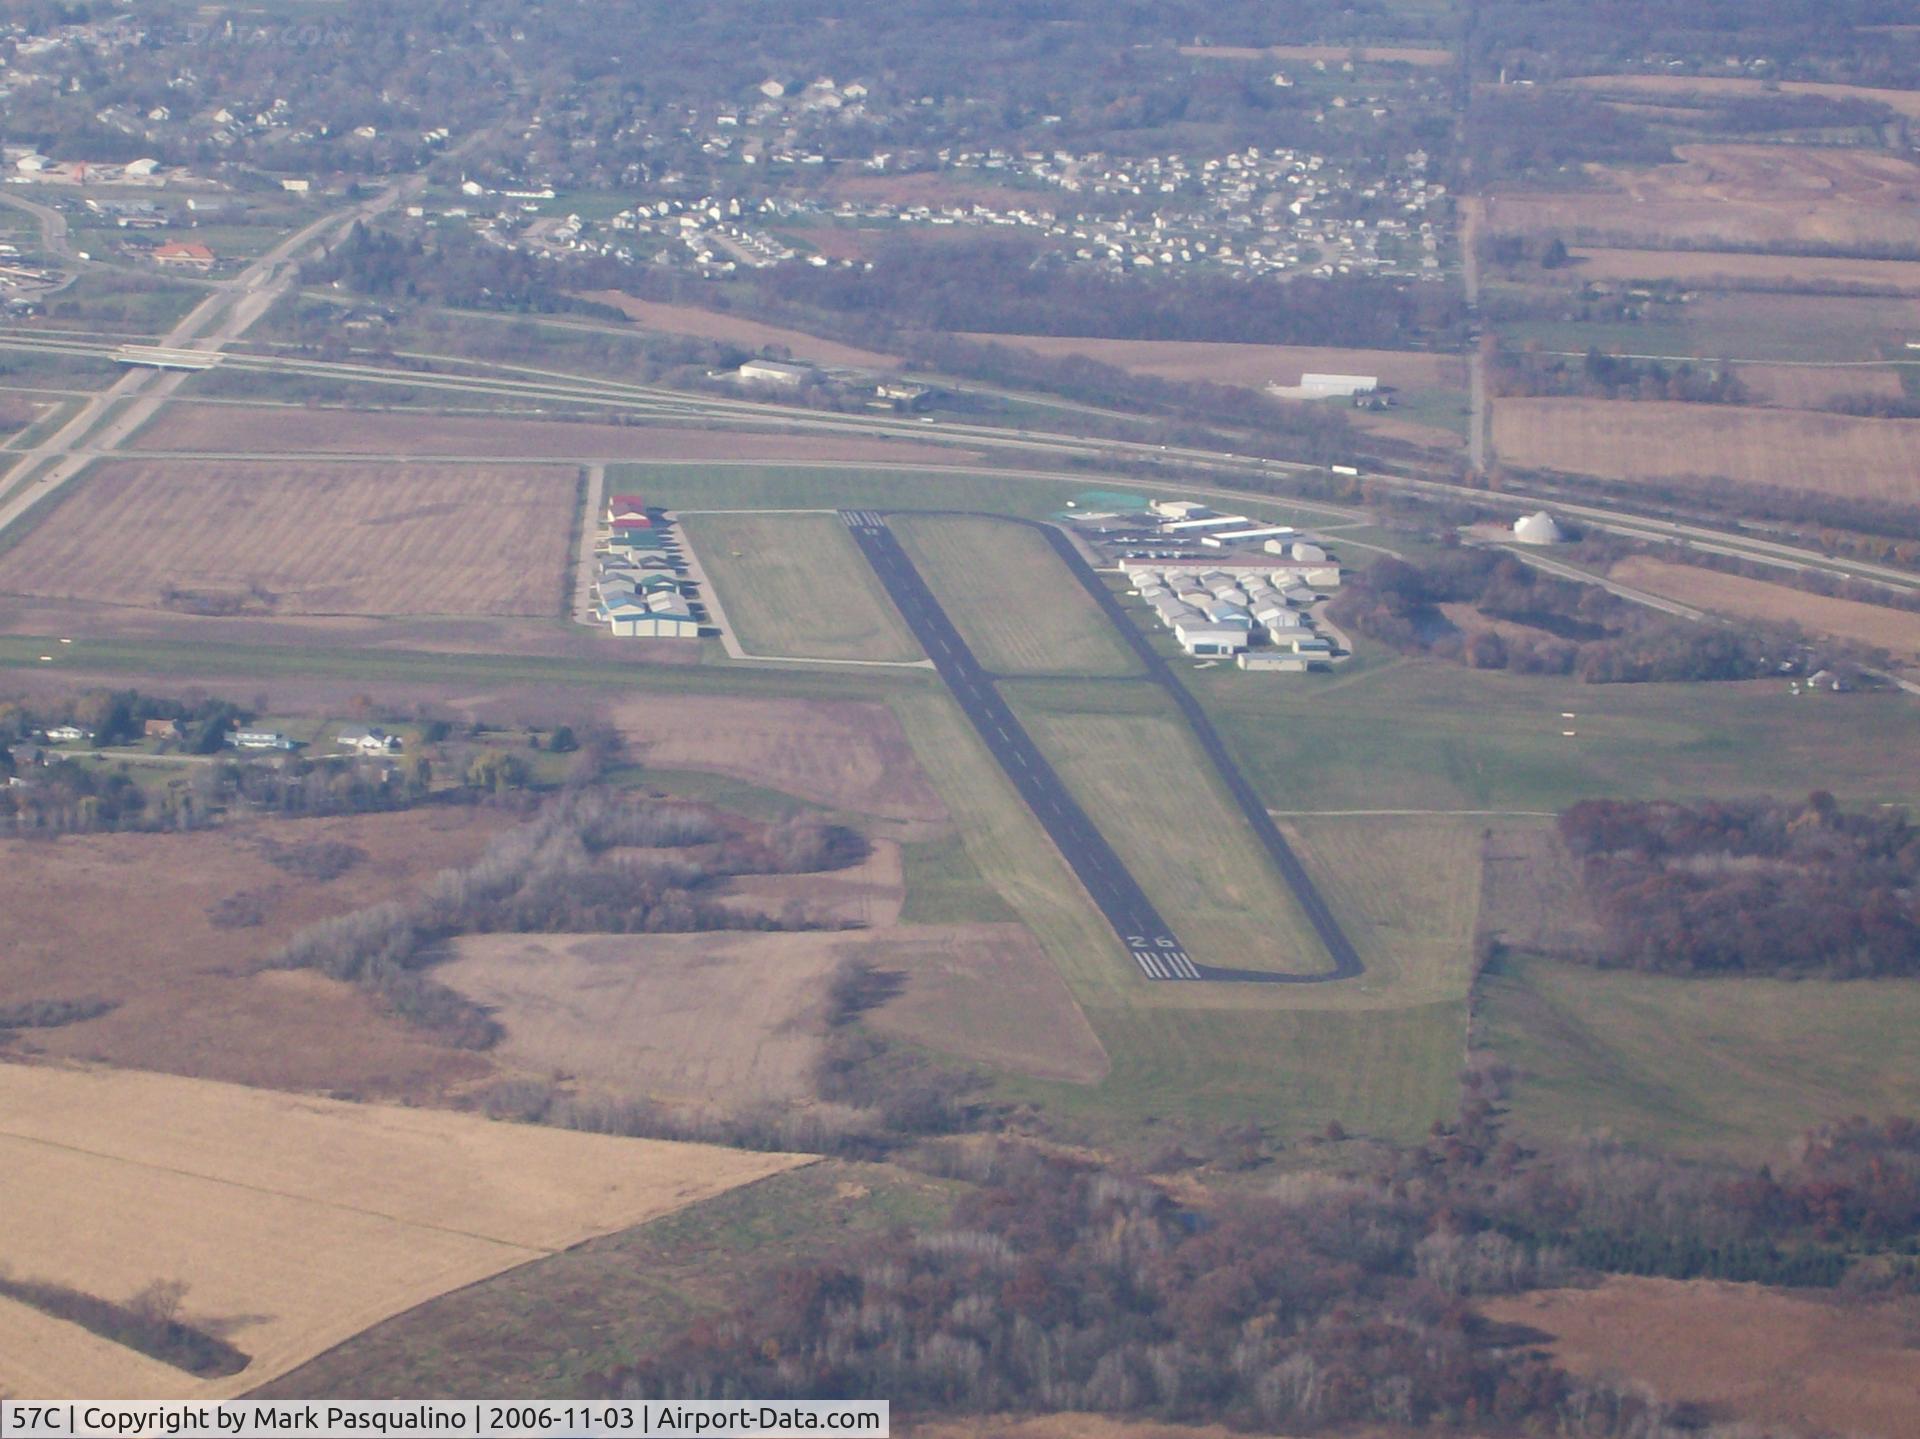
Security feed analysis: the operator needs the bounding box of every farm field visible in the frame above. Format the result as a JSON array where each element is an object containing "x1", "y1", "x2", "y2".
[
  {"x1": 256, "y1": 1160, "x2": 955, "y2": 1400},
  {"x1": 0, "y1": 1064, "x2": 806, "y2": 1400},
  {"x1": 1482, "y1": 1277, "x2": 1920, "y2": 1439},
  {"x1": 892, "y1": 514, "x2": 1143, "y2": 677},
  {"x1": 1485, "y1": 143, "x2": 1920, "y2": 252},
  {"x1": 1609, "y1": 556, "x2": 1920, "y2": 661},
  {"x1": 133, "y1": 403, "x2": 972, "y2": 466},
  {"x1": 960, "y1": 333, "x2": 1465, "y2": 393},
  {"x1": 1561, "y1": 71, "x2": 1920, "y2": 122},
  {"x1": 680, "y1": 511, "x2": 922, "y2": 662},
  {"x1": 1477, "y1": 954, "x2": 1920, "y2": 1162},
  {"x1": 1198, "y1": 658, "x2": 1920, "y2": 813},
  {"x1": 1006, "y1": 682, "x2": 1332, "y2": 982},
  {"x1": 604, "y1": 693, "x2": 949, "y2": 830},
  {"x1": 1492, "y1": 396, "x2": 1920, "y2": 504},
  {"x1": 441, "y1": 922, "x2": 1107, "y2": 1109},
  {"x1": 1566, "y1": 246, "x2": 1920, "y2": 296},
  {"x1": 573, "y1": 291, "x2": 902, "y2": 370},
  {"x1": 0, "y1": 459, "x2": 577, "y2": 616},
  {"x1": 1179, "y1": 43, "x2": 1452, "y2": 65},
  {"x1": 1733, "y1": 362, "x2": 1904, "y2": 410},
  {"x1": 0, "y1": 809, "x2": 509, "y2": 1097},
  {"x1": 1683, "y1": 290, "x2": 1920, "y2": 363},
  {"x1": 1280, "y1": 813, "x2": 1485, "y2": 1006}
]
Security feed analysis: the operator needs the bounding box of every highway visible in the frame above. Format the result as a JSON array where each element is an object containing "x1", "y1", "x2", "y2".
[
  {"x1": 3, "y1": 323, "x2": 1913, "y2": 611},
  {"x1": 844, "y1": 508, "x2": 1361, "y2": 985}
]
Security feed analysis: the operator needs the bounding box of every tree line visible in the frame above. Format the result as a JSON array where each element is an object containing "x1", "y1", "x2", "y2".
[
  {"x1": 591, "y1": 1098, "x2": 1920, "y2": 1433},
  {"x1": 1327, "y1": 547, "x2": 1787, "y2": 682},
  {"x1": 270, "y1": 790, "x2": 871, "y2": 1046},
  {"x1": 1559, "y1": 793, "x2": 1920, "y2": 977}
]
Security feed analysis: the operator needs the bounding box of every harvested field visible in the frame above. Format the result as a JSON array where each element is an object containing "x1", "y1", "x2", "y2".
[
  {"x1": 1563, "y1": 72, "x2": 1920, "y2": 123},
  {"x1": 135, "y1": 403, "x2": 967, "y2": 466},
  {"x1": 1352, "y1": 408, "x2": 1467, "y2": 454},
  {"x1": 1566, "y1": 246, "x2": 1920, "y2": 296},
  {"x1": 1180, "y1": 43, "x2": 1453, "y2": 66},
  {"x1": 0, "y1": 809, "x2": 508, "y2": 1098},
  {"x1": 0, "y1": 1063, "x2": 805, "y2": 1399},
  {"x1": 960, "y1": 333, "x2": 1464, "y2": 393},
  {"x1": 724, "y1": 838, "x2": 906, "y2": 928},
  {"x1": 681, "y1": 511, "x2": 922, "y2": 662},
  {"x1": 0, "y1": 460, "x2": 574, "y2": 617},
  {"x1": 1486, "y1": 144, "x2": 1920, "y2": 252},
  {"x1": 1493, "y1": 396, "x2": 1920, "y2": 504},
  {"x1": 574, "y1": 293, "x2": 900, "y2": 370},
  {"x1": 894, "y1": 515, "x2": 1142, "y2": 678},
  {"x1": 1610, "y1": 556, "x2": 1920, "y2": 659},
  {"x1": 605, "y1": 694, "x2": 949, "y2": 828},
  {"x1": 1735, "y1": 362, "x2": 1904, "y2": 410},
  {"x1": 1483, "y1": 1277, "x2": 1920, "y2": 1438},
  {"x1": 439, "y1": 921, "x2": 1106, "y2": 1107}
]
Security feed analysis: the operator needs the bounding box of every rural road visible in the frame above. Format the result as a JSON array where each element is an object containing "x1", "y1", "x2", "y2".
[{"x1": 846, "y1": 507, "x2": 1364, "y2": 985}]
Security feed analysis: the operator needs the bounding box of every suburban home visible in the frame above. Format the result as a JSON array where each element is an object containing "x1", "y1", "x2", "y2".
[
  {"x1": 336, "y1": 727, "x2": 401, "y2": 755},
  {"x1": 45, "y1": 725, "x2": 94, "y2": 744},
  {"x1": 143, "y1": 718, "x2": 180, "y2": 739}
]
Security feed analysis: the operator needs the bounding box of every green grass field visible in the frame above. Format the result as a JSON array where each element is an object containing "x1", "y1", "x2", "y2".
[
  {"x1": 893, "y1": 514, "x2": 1143, "y2": 678},
  {"x1": 1201, "y1": 657, "x2": 1920, "y2": 814},
  {"x1": 889, "y1": 684, "x2": 1462, "y2": 1143},
  {"x1": 1479, "y1": 954, "x2": 1920, "y2": 1162},
  {"x1": 682, "y1": 511, "x2": 922, "y2": 662},
  {"x1": 1006, "y1": 679, "x2": 1333, "y2": 981},
  {"x1": 610, "y1": 462, "x2": 1104, "y2": 519},
  {"x1": 1283, "y1": 813, "x2": 1485, "y2": 1006}
]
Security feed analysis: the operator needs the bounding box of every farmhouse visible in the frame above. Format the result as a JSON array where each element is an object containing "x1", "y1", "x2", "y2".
[
  {"x1": 336, "y1": 727, "x2": 400, "y2": 755},
  {"x1": 44, "y1": 724, "x2": 93, "y2": 744},
  {"x1": 143, "y1": 718, "x2": 179, "y2": 739}
]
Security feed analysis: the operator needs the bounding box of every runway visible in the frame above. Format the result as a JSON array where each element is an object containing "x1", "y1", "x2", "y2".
[{"x1": 843, "y1": 509, "x2": 1360, "y2": 984}]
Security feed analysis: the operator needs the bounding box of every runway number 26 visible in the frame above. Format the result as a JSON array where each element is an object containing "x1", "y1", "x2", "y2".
[{"x1": 1128, "y1": 936, "x2": 1179, "y2": 948}]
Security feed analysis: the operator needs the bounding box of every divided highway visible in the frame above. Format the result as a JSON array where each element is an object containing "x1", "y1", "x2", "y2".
[{"x1": 843, "y1": 508, "x2": 1361, "y2": 985}]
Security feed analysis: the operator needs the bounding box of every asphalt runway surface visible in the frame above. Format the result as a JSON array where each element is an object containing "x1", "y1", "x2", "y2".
[{"x1": 844, "y1": 508, "x2": 1361, "y2": 984}]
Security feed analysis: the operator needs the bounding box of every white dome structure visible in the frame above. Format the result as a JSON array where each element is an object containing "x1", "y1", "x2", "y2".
[{"x1": 1513, "y1": 511, "x2": 1566, "y2": 546}]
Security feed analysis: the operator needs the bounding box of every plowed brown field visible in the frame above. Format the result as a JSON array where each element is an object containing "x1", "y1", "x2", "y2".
[
  {"x1": 1493, "y1": 397, "x2": 1920, "y2": 503},
  {"x1": 136, "y1": 403, "x2": 967, "y2": 465},
  {"x1": 1484, "y1": 1277, "x2": 1920, "y2": 1438},
  {"x1": 0, "y1": 459, "x2": 574, "y2": 616}
]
